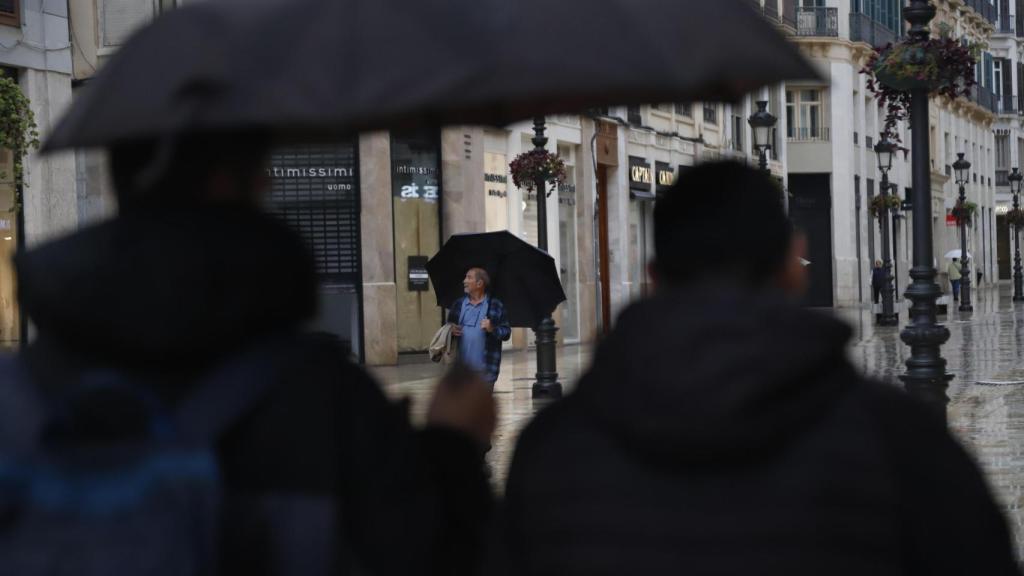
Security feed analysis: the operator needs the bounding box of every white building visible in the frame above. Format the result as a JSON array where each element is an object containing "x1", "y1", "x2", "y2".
[
  {"x1": 987, "y1": 0, "x2": 1023, "y2": 280},
  {"x1": 776, "y1": 0, "x2": 999, "y2": 308}
]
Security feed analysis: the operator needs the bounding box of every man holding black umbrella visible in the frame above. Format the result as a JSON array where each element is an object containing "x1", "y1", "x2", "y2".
[{"x1": 448, "y1": 268, "x2": 511, "y2": 388}]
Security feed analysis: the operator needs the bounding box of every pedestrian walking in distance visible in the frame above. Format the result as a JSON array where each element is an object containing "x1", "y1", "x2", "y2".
[
  {"x1": 948, "y1": 257, "x2": 963, "y2": 301},
  {"x1": 495, "y1": 161, "x2": 1020, "y2": 576},
  {"x1": 871, "y1": 260, "x2": 885, "y2": 304},
  {"x1": 448, "y1": 267, "x2": 512, "y2": 389}
]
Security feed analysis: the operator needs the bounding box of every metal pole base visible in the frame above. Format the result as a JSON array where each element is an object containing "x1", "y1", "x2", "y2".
[
  {"x1": 532, "y1": 316, "x2": 562, "y2": 398},
  {"x1": 877, "y1": 314, "x2": 899, "y2": 327},
  {"x1": 899, "y1": 266, "x2": 952, "y2": 423}
]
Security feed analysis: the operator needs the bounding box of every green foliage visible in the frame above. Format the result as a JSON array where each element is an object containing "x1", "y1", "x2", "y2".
[{"x1": 0, "y1": 75, "x2": 40, "y2": 212}]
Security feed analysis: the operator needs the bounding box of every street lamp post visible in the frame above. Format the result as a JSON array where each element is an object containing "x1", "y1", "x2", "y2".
[
  {"x1": 1010, "y1": 168, "x2": 1024, "y2": 302},
  {"x1": 899, "y1": 0, "x2": 952, "y2": 422},
  {"x1": 952, "y1": 153, "x2": 972, "y2": 312},
  {"x1": 748, "y1": 100, "x2": 778, "y2": 173},
  {"x1": 530, "y1": 116, "x2": 562, "y2": 398},
  {"x1": 874, "y1": 135, "x2": 899, "y2": 326}
]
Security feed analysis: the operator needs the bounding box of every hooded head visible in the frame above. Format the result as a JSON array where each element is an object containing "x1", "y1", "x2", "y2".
[
  {"x1": 109, "y1": 133, "x2": 270, "y2": 213},
  {"x1": 651, "y1": 161, "x2": 807, "y2": 299}
]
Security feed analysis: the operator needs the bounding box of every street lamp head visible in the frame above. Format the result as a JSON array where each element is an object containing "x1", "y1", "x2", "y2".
[
  {"x1": 952, "y1": 152, "x2": 971, "y2": 186},
  {"x1": 1011, "y1": 167, "x2": 1023, "y2": 195},
  {"x1": 873, "y1": 135, "x2": 896, "y2": 174},
  {"x1": 747, "y1": 100, "x2": 777, "y2": 153}
]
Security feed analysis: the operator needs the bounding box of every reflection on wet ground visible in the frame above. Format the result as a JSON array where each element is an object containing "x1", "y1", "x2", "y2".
[{"x1": 372, "y1": 283, "x2": 1024, "y2": 556}]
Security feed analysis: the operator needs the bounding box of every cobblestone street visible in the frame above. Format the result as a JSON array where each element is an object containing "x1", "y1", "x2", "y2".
[{"x1": 372, "y1": 283, "x2": 1024, "y2": 557}]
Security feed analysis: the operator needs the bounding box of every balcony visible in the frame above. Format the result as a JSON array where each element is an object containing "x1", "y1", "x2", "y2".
[
  {"x1": 849, "y1": 12, "x2": 897, "y2": 48},
  {"x1": 964, "y1": 0, "x2": 997, "y2": 24},
  {"x1": 997, "y1": 95, "x2": 1022, "y2": 116},
  {"x1": 997, "y1": 169, "x2": 1010, "y2": 187},
  {"x1": 997, "y1": 16, "x2": 1015, "y2": 34},
  {"x1": 788, "y1": 126, "x2": 831, "y2": 142},
  {"x1": 969, "y1": 85, "x2": 998, "y2": 113},
  {"x1": 796, "y1": 7, "x2": 838, "y2": 38}
]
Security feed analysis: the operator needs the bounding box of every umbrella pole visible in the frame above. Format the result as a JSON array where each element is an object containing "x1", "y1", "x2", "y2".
[{"x1": 531, "y1": 116, "x2": 563, "y2": 398}]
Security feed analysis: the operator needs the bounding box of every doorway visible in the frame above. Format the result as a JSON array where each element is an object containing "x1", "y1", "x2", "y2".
[{"x1": 789, "y1": 173, "x2": 835, "y2": 307}]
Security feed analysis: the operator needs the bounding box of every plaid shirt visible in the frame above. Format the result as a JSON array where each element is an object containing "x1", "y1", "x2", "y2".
[{"x1": 447, "y1": 295, "x2": 511, "y2": 382}]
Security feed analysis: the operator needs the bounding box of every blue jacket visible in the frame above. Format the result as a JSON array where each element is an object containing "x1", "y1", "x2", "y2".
[{"x1": 447, "y1": 295, "x2": 512, "y2": 382}]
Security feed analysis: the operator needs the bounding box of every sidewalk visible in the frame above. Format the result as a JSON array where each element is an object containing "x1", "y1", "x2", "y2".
[
  {"x1": 370, "y1": 344, "x2": 592, "y2": 487},
  {"x1": 371, "y1": 284, "x2": 1024, "y2": 557}
]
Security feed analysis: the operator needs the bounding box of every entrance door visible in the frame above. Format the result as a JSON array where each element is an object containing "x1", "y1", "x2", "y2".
[
  {"x1": 596, "y1": 166, "x2": 612, "y2": 336},
  {"x1": 998, "y1": 214, "x2": 1011, "y2": 279},
  {"x1": 789, "y1": 173, "x2": 834, "y2": 307}
]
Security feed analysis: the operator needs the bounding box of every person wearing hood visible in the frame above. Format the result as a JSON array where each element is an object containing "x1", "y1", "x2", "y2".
[
  {"x1": 9, "y1": 135, "x2": 496, "y2": 576},
  {"x1": 495, "y1": 162, "x2": 1019, "y2": 575}
]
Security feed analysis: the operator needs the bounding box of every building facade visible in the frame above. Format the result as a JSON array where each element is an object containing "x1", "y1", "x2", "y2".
[
  {"x1": 777, "y1": 0, "x2": 999, "y2": 308},
  {"x1": 0, "y1": 0, "x2": 76, "y2": 346}
]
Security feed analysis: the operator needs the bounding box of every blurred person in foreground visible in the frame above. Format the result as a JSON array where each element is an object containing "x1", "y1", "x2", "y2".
[
  {"x1": 4, "y1": 135, "x2": 495, "y2": 576},
  {"x1": 494, "y1": 161, "x2": 1019, "y2": 575}
]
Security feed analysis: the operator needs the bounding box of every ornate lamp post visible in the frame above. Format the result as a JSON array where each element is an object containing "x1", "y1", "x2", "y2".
[
  {"x1": 748, "y1": 101, "x2": 777, "y2": 174},
  {"x1": 530, "y1": 116, "x2": 562, "y2": 398},
  {"x1": 952, "y1": 152, "x2": 972, "y2": 312},
  {"x1": 899, "y1": 0, "x2": 952, "y2": 421},
  {"x1": 1010, "y1": 167, "x2": 1024, "y2": 302},
  {"x1": 874, "y1": 135, "x2": 899, "y2": 326}
]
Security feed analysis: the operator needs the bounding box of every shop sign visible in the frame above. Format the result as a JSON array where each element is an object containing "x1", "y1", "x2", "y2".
[
  {"x1": 656, "y1": 162, "x2": 674, "y2": 193},
  {"x1": 629, "y1": 156, "x2": 652, "y2": 192},
  {"x1": 485, "y1": 171, "x2": 508, "y2": 198},
  {"x1": 392, "y1": 133, "x2": 441, "y2": 203},
  {"x1": 408, "y1": 256, "x2": 430, "y2": 292}
]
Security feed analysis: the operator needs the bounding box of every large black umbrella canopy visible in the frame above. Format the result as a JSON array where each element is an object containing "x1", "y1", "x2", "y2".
[
  {"x1": 427, "y1": 232, "x2": 566, "y2": 329},
  {"x1": 45, "y1": 0, "x2": 819, "y2": 150}
]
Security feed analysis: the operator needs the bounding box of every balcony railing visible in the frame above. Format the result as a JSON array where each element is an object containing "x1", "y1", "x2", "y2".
[
  {"x1": 970, "y1": 85, "x2": 998, "y2": 113},
  {"x1": 964, "y1": 0, "x2": 997, "y2": 24},
  {"x1": 849, "y1": 12, "x2": 897, "y2": 47},
  {"x1": 997, "y1": 169, "x2": 1010, "y2": 186},
  {"x1": 996, "y1": 95, "x2": 1023, "y2": 116},
  {"x1": 796, "y1": 7, "x2": 838, "y2": 38},
  {"x1": 998, "y1": 16, "x2": 1015, "y2": 34},
  {"x1": 788, "y1": 126, "x2": 831, "y2": 142}
]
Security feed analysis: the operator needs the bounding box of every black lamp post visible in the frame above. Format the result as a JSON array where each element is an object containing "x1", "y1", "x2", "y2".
[
  {"x1": 899, "y1": 0, "x2": 952, "y2": 422},
  {"x1": 1010, "y1": 167, "x2": 1024, "y2": 302},
  {"x1": 530, "y1": 116, "x2": 562, "y2": 398},
  {"x1": 952, "y1": 152, "x2": 972, "y2": 312},
  {"x1": 748, "y1": 100, "x2": 777, "y2": 174},
  {"x1": 874, "y1": 135, "x2": 899, "y2": 326}
]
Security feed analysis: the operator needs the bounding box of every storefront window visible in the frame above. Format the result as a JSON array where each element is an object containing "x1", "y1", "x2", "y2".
[
  {"x1": 484, "y1": 151, "x2": 509, "y2": 232},
  {"x1": 558, "y1": 161, "x2": 580, "y2": 343},
  {"x1": 0, "y1": 147, "x2": 17, "y2": 348},
  {"x1": 391, "y1": 130, "x2": 443, "y2": 353}
]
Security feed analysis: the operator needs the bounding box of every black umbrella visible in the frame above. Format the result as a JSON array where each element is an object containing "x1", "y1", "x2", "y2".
[
  {"x1": 45, "y1": 0, "x2": 819, "y2": 150},
  {"x1": 427, "y1": 232, "x2": 566, "y2": 329}
]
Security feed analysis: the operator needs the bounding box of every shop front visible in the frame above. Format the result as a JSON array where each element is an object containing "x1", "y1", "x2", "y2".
[
  {"x1": 391, "y1": 130, "x2": 443, "y2": 353},
  {"x1": 266, "y1": 141, "x2": 364, "y2": 359}
]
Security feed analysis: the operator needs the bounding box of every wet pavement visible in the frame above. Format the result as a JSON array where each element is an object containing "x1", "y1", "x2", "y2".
[{"x1": 370, "y1": 282, "x2": 1024, "y2": 557}]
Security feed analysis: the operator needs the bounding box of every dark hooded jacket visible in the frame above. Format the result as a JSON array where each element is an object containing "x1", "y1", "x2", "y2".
[
  {"x1": 497, "y1": 285, "x2": 1019, "y2": 576},
  {"x1": 13, "y1": 207, "x2": 490, "y2": 576}
]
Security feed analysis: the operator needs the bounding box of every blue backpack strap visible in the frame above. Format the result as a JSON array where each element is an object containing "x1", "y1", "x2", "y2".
[
  {"x1": 173, "y1": 335, "x2": 297, "y2": 446},
  {"x1": 0, "y1": 355, "x2": 47, "y2": 454}
]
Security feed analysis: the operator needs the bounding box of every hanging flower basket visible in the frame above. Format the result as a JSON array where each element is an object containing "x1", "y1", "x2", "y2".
[
  {"x1": 861, "y1": 27, "x2": 980, "y2": 146},
  {"x1": 868, "y1": 194, "x2": 902, "y2": 217},
  {"x1": 1007, "y1": 208, "x2": 1024, "y2": 229},
  {"x1": 951, "y1": 200, "x2": 977, "y2": 226},
  {"x1": 510, "y1": 149, "x2": 567, "y2": 194}
]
